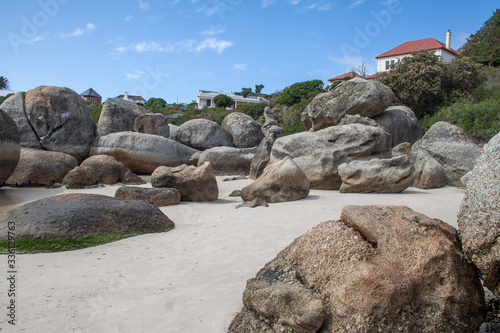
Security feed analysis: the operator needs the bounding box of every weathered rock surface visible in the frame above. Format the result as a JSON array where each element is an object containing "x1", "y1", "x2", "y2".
[
  {"x1": 2, "y1": 86, "x2": 96, "y2": 161},
  {"x1": 221, "y1": 112, "x2": 264, "y2": 148},
  {"x1": 6, "y1": 148, "x2": 78, "y2": 187},
  {"x1": 63, "y1": 155, "x2": 145, "y2": 188},
  {"x1": 90, "y1": 132, "x2": 199, "y2": 174},
  {"x1": 168, "y1": 123, "x2": 179, "y2": 140},
  {"x1": 197, "y1": 146, "x2": 256, "y2": 175},
  {"x1": 270, "y1": 123, "x2": 392, "y2": 189},
  {"x1": 134, "y1": 113, "x2": 170, "y2": 138},
  {"x1": 301, "y1": 78, "x2": 395, "y2": 131},
  {"x1": 175, "y1": 119, "x2": 234, "y2": 150},
  {"x1": 115, "y1": 186, "x2": 181, "y2": 207},
  {"x1": 373, "y1": 105, "x2": 422, "y2": 147},
  {"x1": 97, "y1": 98, "x2": 148, "y2": 137},
  {"x1": 0, "y1": 108, "x2": 21, "y2": 186},
  {"x1": 412, "y1": 121, "x2": 481, "y2": 188},
  {"x1": 229, "y1": 205, "x2": 485, "y2": 332},
  {"x1": 151, "y1": 162, "x2": 218, "y2": 201},
  {"x1": 1, "y1": 92, "x2": 41, "y2": 148},
  {"x1": 241, "y1": 157, "x2": 309, "y2": 203},
  {"x1": 0, "y1": 193, "x2": 174, "y2": 241},
  {"x1": 338, "y1": 154, "x2": 416, "y2": 193},
  {"x1": 458, "y1": 132, "x2": 500, "y2": 295}
]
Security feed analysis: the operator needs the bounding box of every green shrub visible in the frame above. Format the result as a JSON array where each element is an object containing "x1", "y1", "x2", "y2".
[
  {"x1": 277, "y1": 97, "x2": 314, "y2": 135},
  {"x1": 235, "y1": 102, "x2": 267, "y2": 121},
  {"x1": 277, "y1": 79, "x2": 324, "y2": 106},
  {"x1": 86, "y1": 100, "x2": 103, "y2": 123}
]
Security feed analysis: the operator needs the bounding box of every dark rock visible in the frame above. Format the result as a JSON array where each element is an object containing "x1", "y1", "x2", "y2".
[
  {"x1": 115, "y1": 186, "x2": 181, "y2": 206},
  {"x1": 175, "y1": 119, "x2": 234, "y2": 150},
  {"x1": 0, "y1": 108, "x2": 21, "y2": 186},
  {"x1": 97, "y1": 98, "x2": 148, "y2": 137},
  {"x1": 134, "y1": 113, "x2": 170, "y2": 138},
  {"x1": 373, "y1": 105, "x2": 422, "y2": 147},
  {"x1": 1, "y1": 92, "x2": 41, "y2": 149}
]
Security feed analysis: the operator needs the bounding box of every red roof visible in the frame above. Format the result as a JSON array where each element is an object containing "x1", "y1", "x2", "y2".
[
  {"x1": 364, "y1": 73, "x2": 379, "y2": 80},
  {"x1": 328, "y1": 71, "x2": 361, "y2": 82},
  {"x1": 376, "y1": 37, "x2": 460, "y2": 59}
]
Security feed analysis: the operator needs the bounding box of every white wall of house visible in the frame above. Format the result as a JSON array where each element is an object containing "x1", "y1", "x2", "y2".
[
  {"x1": 197, "y1": 91, "x2": 268, "y2": 110},
  {"x1": 377, "y1": 49, "x2": 457, "y2": 72}
]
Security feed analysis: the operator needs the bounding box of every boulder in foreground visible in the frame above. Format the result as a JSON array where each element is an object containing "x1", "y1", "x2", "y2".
[
  {"x1": 197, "y1": 146, "x2": 256, "y2": 175},
  {"x1": 151, "y1": 162, "x2": 218, "y2": 201},
  {"x1": 0, "y1": 194, "x2": 174, "y2": 241},
  {"x1": 458, "y1": 132, "x2": 500, "y2": 295},
  {"x1": 0, "y1": 108, "x2": 20, "y2": 186},
  {"x1": 229, "y1": 205, "x2": 485, "y2": 332}
]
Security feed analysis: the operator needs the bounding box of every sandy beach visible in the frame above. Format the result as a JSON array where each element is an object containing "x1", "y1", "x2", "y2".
[{"x1": 0, "y1": 178, "x2": 466, "y2": 332}]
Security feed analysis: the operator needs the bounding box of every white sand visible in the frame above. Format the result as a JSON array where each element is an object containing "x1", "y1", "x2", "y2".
[{"x1": 0, "y1": 179, "x2": 465, "y2": 332}]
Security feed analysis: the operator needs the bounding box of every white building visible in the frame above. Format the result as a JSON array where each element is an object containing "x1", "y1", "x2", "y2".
[
  {"x1": 376, "y1": 30, "x2": 460, "y2": 73},
  {"x1": 197, "y1": 90, "x2": 268, "y2": 110},
  {"x1": 117, "y1": 92, "x2": 147, "y2": 104}
]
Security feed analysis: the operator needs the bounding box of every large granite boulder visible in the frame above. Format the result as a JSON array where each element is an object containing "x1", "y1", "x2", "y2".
[
  {"x1": 270, "y1": 123, "x2": 392, "y2": 189},
  {"x1": 249, "y1": 125, "x2": 284, "y2": 180},
  {"x1": 373, "y1": 105, "x2": 422, "y2": 147},
  {"x1": 229, "y1": 205, "x2": 485, "y2": 332},
  {"x1": 115, "y1": 186, "x2": 181, "y2": 207},
  {"x1": 338, "y1": 153, "x2": 416, "y2": 193},
  {"x1": 221, "y1": 112, "x2": 264, "y2": 148},
  {"x1": 0, "y1": 194, "x2": 174, "y2": 241},
  {"x1": 168, "y1": 123, "x2": 179, "y2": 140},
  {"x1": 151, "y1": 162, "x2": 218, "y2": 201},
  {"x1": 90, "y1": 132, "x2": 199, "y2": 174},
  {"x1": 1, "y1": 92, "x2": 41, "y2": 148},
  {"x1": 412, "y1": 121, "x2": 481, "y2": 188},
  {"x1": 241, "y1": 157, "x2": 309, "y2": 203},
  {"x1": 6, "y1": 148, "x2": 78, "y2": 187},
  {"x1": 175, "y1": 119, "x2": 234, "y2": 150},
  {"x1": 134, "y1": 113, "x2": 170, "y2": 138},
  {"x1": 0, "y1": 108, "x2": 21, "y2": 186},
  {"x1": 196, "y1": 146, "x2": 256, "y2": 175},
  {"x1": 2, "y1": 86, "x2": 96, "y2": 161},
  {"x1": 96, "y1": 98, "x2": 148, "y2": 137},
  {"x1": 63, "y1": 155, "x2": 146, "y2": 188},
  {"x1": 458, "y1": 132, "x2": 500, "y2": 295},
  {"x1": 301, "y1": 78, "x2": 395, "y2": 131}
]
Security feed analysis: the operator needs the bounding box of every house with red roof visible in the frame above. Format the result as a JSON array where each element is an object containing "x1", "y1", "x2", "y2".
[
  {"x1": 376, "y1": 30, "x2": 460, "y2": 73},
  {"x1": 328, "y1": 71, "x2": 361, "y2": 83}
]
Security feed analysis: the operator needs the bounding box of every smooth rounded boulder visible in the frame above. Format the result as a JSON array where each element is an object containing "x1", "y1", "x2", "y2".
[
  {"x1": 197, "y1": 146, "x2": 256, "y2": 175},
  {"x1": 134, "y1": 113, "x2": 170, "y2": 138},
  {"x1": 63, "y1": 155, "x2": 146, "y2": 188},
  {"x1": 115, "y1": 186, "x2": 181, "y2": 207},
  {"x1": 90, "y1": 132, "x2": 199, "y2": 174},
  {"x1": 301, "y1": 78, "x2": 395, "y2": 131},
  {"x1": 1, "y1": 92, "x2": 41, "y2": 148},
  {"x1": 458, "y1": 132, "x2": 500, "y2": 295},
  {"x1": 97, "y1": 98, "x2": 148, "y2": 137},
  {"x1": 229, "y1": 205, "x2": 485, "y2": 332},
  {"x1": 175, "y1": 119, "x2": 234, "y2": 150},
  {"x1": 221, "y1": 112, "x2": 264, "y2": 148},
  {"x1": 373, "y1": 105, "x2": 422, "y2": 147},
  {"x1": 0, "y1": 193, "x2": 174, "y2": 241},
  {"x1": 151, "y1": 162, "x2": 218, "y2": 201},
  {"x1": 6, "y1": 148, "x2": 78, "y2": 187},
  {"x1": 0, "y1": 108, "x2": 21, "y2": 186},
  {"x1": 241, "y1": 157, "x2": 309, "y2": 203}
]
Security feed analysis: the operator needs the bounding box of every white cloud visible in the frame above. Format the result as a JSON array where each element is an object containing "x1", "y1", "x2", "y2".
[
  {"x1": 115, "y1": 38, "x2": 233, "y2": 54},
  {"x1": 348, "y1": 0, "x2": 366, "y2": 8},
  {"x1": 125, "y1": 15, "x2": 133, "y2": 21},
  {"x1": 25, "y1": 35, "x2": 45, "y2": 45},
  {"x1": 59, "y1": 23, "x2": 96, "y2": 38},
  {"x1": 233, "y1": 64, "x2": 249, "y2": 71},
  {"x1": 139, "y1": 0, "x2": 150, "y2": 11},
  {"x1": 196, "y1": 38, "x2": 233, "y2": 53},
  {"x1": 125, "y1": 70, "x2": 146, "y2": 80},
  {"x1": 262, "y1": 0, "x2": 277, "y2": 7},
  {"x1": 201, "y1": 27, "x2": 226, "y2": 36}
]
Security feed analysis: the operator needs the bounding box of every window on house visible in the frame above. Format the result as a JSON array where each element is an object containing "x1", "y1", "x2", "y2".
[
  {"x1": 385, "y1": 60, "x2": 390, "y2": 70},
  {"x1": 207, "y1": 99, "x2": 211, "y2": 107},
  {"x1": 390, "y1": 60, "x2": 395, "y2": 69}
]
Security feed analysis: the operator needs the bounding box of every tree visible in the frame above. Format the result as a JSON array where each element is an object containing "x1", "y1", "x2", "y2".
[
  {"x1": 0, "y1": 76, "x2": 10, "y2": 90},
  {"x1": 241, "y1": 87, "x2": 252, "y2": 98},
  {"x1": 146, "y1": 97, "x2": 167, "y2": 109},
  {"x1": 351, "y1": 61, "x2": 367, "y2": 78},
  {"x1": 459, "y1": 9, "x2": 500, "y2": 66},
  {"x1": 255, "y1": 84, "x2": 264, "y2": 94},
  {"x1": 277, "y1": 79, "x2": 325, "y2": 106},
  {"x1": 213, "y1": 94, "x2": 234, "y2": 108}
]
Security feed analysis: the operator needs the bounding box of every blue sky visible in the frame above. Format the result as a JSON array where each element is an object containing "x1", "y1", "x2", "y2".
[{"x1": 1, "y1": 0, "x2": 498, "y2": 104}]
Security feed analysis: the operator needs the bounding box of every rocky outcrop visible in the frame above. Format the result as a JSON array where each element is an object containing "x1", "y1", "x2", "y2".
[
  {"x1": 241, "y1": 157, "x2": 309, "y2": 203},
  {"x1": 96, "y1": 98, "x2": 148, "y2": 137},
  {"x1": 151, "y1": 163, "x2": 218, "y2": 201},
  {"x1": 63, "y1": 155, "x2": 145, "y2": 188},
  {"x1": 338, "y1": 154, "x2": 416, "y2": 193},
  {"x1": 373, "y1": 105, "x2": 422, "y2": 147},
  {"x1": 115, "y1": 186, "x2": 181, "y2": 207},
  {"x1": 301, "y1": 78, "x2": 395, "y2": 131},
  {"x1": 2, "y1": 86, "x2": 96, "y2": 161},
  {"x1": 1, "y1": 92, "x2": 41, "y2": 148},
  {"x1": 458, "y1": 132, "x2": 500, "y2": 295},
  {"x1": 196, "y1": 147, "x2": 256, "y2": 175},
  {"x1": 221, "y1": 112, "x2": 264, "y2": 148},
  {"x1": 229, "y1": 205, "x2": 485, "y2": 332},
  {"x1": 0, "y1": 108, "x2": 20, "y2": 186},
  {"x1": 249, "y1": 125, "x2": 284, "y2": 180},
  {"x1": 175, "y1": 119, "x2": 234, "y2": 150},
  {"x1": 6, "y1": 148, "x2": 78, "y2": 187},
  {"x1": 412, "y1": 121, "x2": 481, "y2": 188},
  {"x1": 134, "y1": 113, "x2": 170, "y2": 138},
  {"x1": 270, "y1": 123, "x2": 392, "y2": 189},
  {"x1": 90, "y1": 132, "x2": 199, "y2": 174},
  {"x1": 168, "y1": 123, "x2": 179, "y2": 140},
  {"x1": 0, "y1": 194, "x2": 174, "y2": 241}
]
